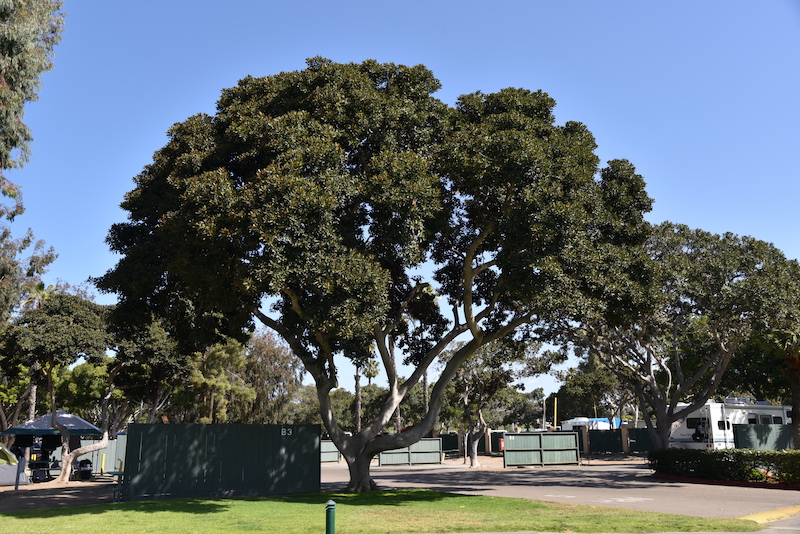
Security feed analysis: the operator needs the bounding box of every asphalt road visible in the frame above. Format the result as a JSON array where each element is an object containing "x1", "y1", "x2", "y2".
[{"x1": 321, "y1": 456, "x2": 800, "y2": 531}]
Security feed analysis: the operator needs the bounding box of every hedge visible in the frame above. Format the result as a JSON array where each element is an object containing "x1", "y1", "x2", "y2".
[{"x1": 648, "y1": 448, "x2": 800, "y2": 485}]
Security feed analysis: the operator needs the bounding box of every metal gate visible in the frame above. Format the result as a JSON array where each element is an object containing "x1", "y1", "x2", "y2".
[{"x1": 503, "y1": 432, "x2": 579, "y2": 467}]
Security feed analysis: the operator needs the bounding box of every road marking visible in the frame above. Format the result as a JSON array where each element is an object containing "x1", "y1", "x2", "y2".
[
  {"x1": 738, "y1": 506, "x2": 800, "y2": 524},
  {"x1": 592, "y1": 497, "x2": 654, "y2": 504},
  {"x1": 542, "y1": 494, "x2": 576, "y2": 499}
]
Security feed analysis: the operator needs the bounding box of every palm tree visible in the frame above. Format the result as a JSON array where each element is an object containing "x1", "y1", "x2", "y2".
[
  {"x1": 363, "y1": 359, "x2": 379, "y2": 386},
  {"x1": 21, "y1": 281, "x2": 56, "y2": 311}
]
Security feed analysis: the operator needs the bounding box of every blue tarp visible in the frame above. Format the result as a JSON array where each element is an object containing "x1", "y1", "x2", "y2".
[{"x1": 0, "y1": 410, "x2": 102, "y2": 436}]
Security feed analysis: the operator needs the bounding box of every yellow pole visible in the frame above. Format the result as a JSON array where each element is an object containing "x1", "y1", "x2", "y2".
[
  {"x1": 554, "y1": 397, "x2": 558, "y2": 429},
  {"x1": 101, "y1": 453, "x2": 106, "y2": 475}
]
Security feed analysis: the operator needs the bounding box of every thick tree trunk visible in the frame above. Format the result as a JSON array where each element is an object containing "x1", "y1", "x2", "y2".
[
  {"x1": 639, "y1": 390, "x2": 672, "y2": 450},
  {"x1": 332, "y1": 394, "x2": 447, "y2": 491},
  {"x1": 27, "y1": 384, "x2": 37, "y2": 422},
  {"x1": 643, "y1": 396, "x2": 691, "y2": 450},
  {"x1": 46, "y1": 363, "x2": 75, "y2": 483},
  {"x1": 466, "y1": 427, "x2": 483, "y2": 467},
  {"x1": 342, "y1": 450, "x2": 378, "y2": 492}
]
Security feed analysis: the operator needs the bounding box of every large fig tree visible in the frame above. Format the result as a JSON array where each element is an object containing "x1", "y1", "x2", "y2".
[{"x1": 95, "y1": 58, "x2": 652, "y2": 491}]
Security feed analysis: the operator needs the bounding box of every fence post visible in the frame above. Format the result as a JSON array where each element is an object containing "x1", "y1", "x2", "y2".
[
  {"x1": 326, "y1": 500, "x2": 336, "y2": 534},
  {"x1": 580, "y1": 426, "x2": 590, "y2": 455}
]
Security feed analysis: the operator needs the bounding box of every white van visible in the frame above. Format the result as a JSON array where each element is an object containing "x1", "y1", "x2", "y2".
[{"x1": 669, "y1": 398, "x2": 793, "y2": 449}]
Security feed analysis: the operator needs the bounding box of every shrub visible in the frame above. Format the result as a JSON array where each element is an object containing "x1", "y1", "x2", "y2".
[{"x1": 648, "y1": 448, "x2": 800, "y2": 484}]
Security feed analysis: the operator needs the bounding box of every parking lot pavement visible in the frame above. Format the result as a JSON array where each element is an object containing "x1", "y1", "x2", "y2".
[{"x1": 322, "y1": 455, "x2": 800, "y2": 526}]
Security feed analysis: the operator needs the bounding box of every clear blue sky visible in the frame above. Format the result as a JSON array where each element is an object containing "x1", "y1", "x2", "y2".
[{"x1": 8, "y1": 1, "x2": 800, "y2": 395}]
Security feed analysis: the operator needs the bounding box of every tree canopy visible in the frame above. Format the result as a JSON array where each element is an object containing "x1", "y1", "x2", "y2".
[
  {"x1": 96, "y1": 58, "x2": 653, "y2": 491},
  {"x1": 560, "y1": 222, "x2": 793, "y2": 448}
]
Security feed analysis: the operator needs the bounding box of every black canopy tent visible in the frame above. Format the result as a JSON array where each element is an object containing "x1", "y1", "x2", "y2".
[
  {"x1": 1, "y1": 410, "x2": 102, "y2": 486},
  {"x1": 0, "y1": 410, "x2": 102, "y2": 437}
]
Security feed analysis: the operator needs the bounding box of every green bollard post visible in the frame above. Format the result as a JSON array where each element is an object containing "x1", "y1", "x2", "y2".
[{"x1": 326, "y1": 500, "x2": 336, "y2": 534}]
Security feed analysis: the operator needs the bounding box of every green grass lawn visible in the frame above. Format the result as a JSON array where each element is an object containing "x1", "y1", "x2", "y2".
[{"x1": 1, "y1": 489, "x2": 761, "y2": 534}]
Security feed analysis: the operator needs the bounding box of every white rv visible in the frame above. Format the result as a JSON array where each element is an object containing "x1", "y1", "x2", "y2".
[{"x1": 669, "y1": 398, "x2": 793, "y2": 449}]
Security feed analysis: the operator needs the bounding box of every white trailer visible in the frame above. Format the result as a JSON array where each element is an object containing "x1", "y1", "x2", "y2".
[{"x1": 669, "y1": 398, "x2": 793, "y2": 449}]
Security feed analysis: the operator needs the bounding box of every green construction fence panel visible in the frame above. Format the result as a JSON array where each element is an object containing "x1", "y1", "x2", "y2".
[
  {"x1": 321, "y1": 440, "x2": 341, "y2": 462},
  {"x1": 628, "y1": 427, "x2": 654, "y2": 453},
  {"x1": 733, "y1": 424, "x2": 794, "y2": 450},
  {"x1": 79, "y1": 434, "x2": 128, "y2": 473},
  {"x1": 588, "y1": 429, "x2": 624, "y2": 453},
  {"x1": 503, "y1": 432, "x2": 579, "y2": 467},
  {"x1": 121, "y1": 423, "x2": 320, "y2": 501},
  {"x1": 379, "y1": 438, "x2": 442, "y2": 465}
]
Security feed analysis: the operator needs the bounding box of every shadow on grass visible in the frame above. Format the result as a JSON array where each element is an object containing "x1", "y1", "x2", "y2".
[
  {"x1": 253, "y1": 488, "x2": 477, "y2": 507},
  {"x1": 1, "y1": 498, "x2": 234, "y2": 519},
  {"x1": 2, "y1": 489, "x2": 472, "y2": 521}
]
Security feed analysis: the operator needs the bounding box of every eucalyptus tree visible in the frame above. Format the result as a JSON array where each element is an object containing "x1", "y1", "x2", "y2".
[
  {"x1": 95, "y1": 59, "x2": 652, "y2": 491},
  {"x1": 0, "y1": 0, "x2": 64, "y2": 218},
  {"x1": 227, "y1": 330, "x2": 304, "y2": 424},
  {"x1": 0, "y1": 0, "x2": 63, "y2": 433},
  {"x1": 561, "y1": 222, "x2": 792, "y2": 449}
]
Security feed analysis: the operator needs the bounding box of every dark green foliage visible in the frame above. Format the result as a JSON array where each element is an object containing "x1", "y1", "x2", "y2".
[
  {"x1": 721, "y1": 334, "x2": 790, "y2": 404},
  {"x1": 552, "y1": 352, "x2": 627, "y2": 423},
  {"x1": 501, "y1": 388, "x2": 545, "y2": 429},
  {"x1": 110, "y1": 319, "x2": 193, "y2": 424},
  {"x1": 98, "y1": 59, "x2": 450, "y2": 358},
  {"x1": 648, "y1": 448, "x2": 800, "y2": 485},
  {"x1": 5, "y1": 293, "x2": 109, "y2": 369}
]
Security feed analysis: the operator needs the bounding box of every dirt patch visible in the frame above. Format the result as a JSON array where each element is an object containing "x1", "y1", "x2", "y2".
[{"x1": 0, "y1": 476, "x2": 116, "y2": 512}]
